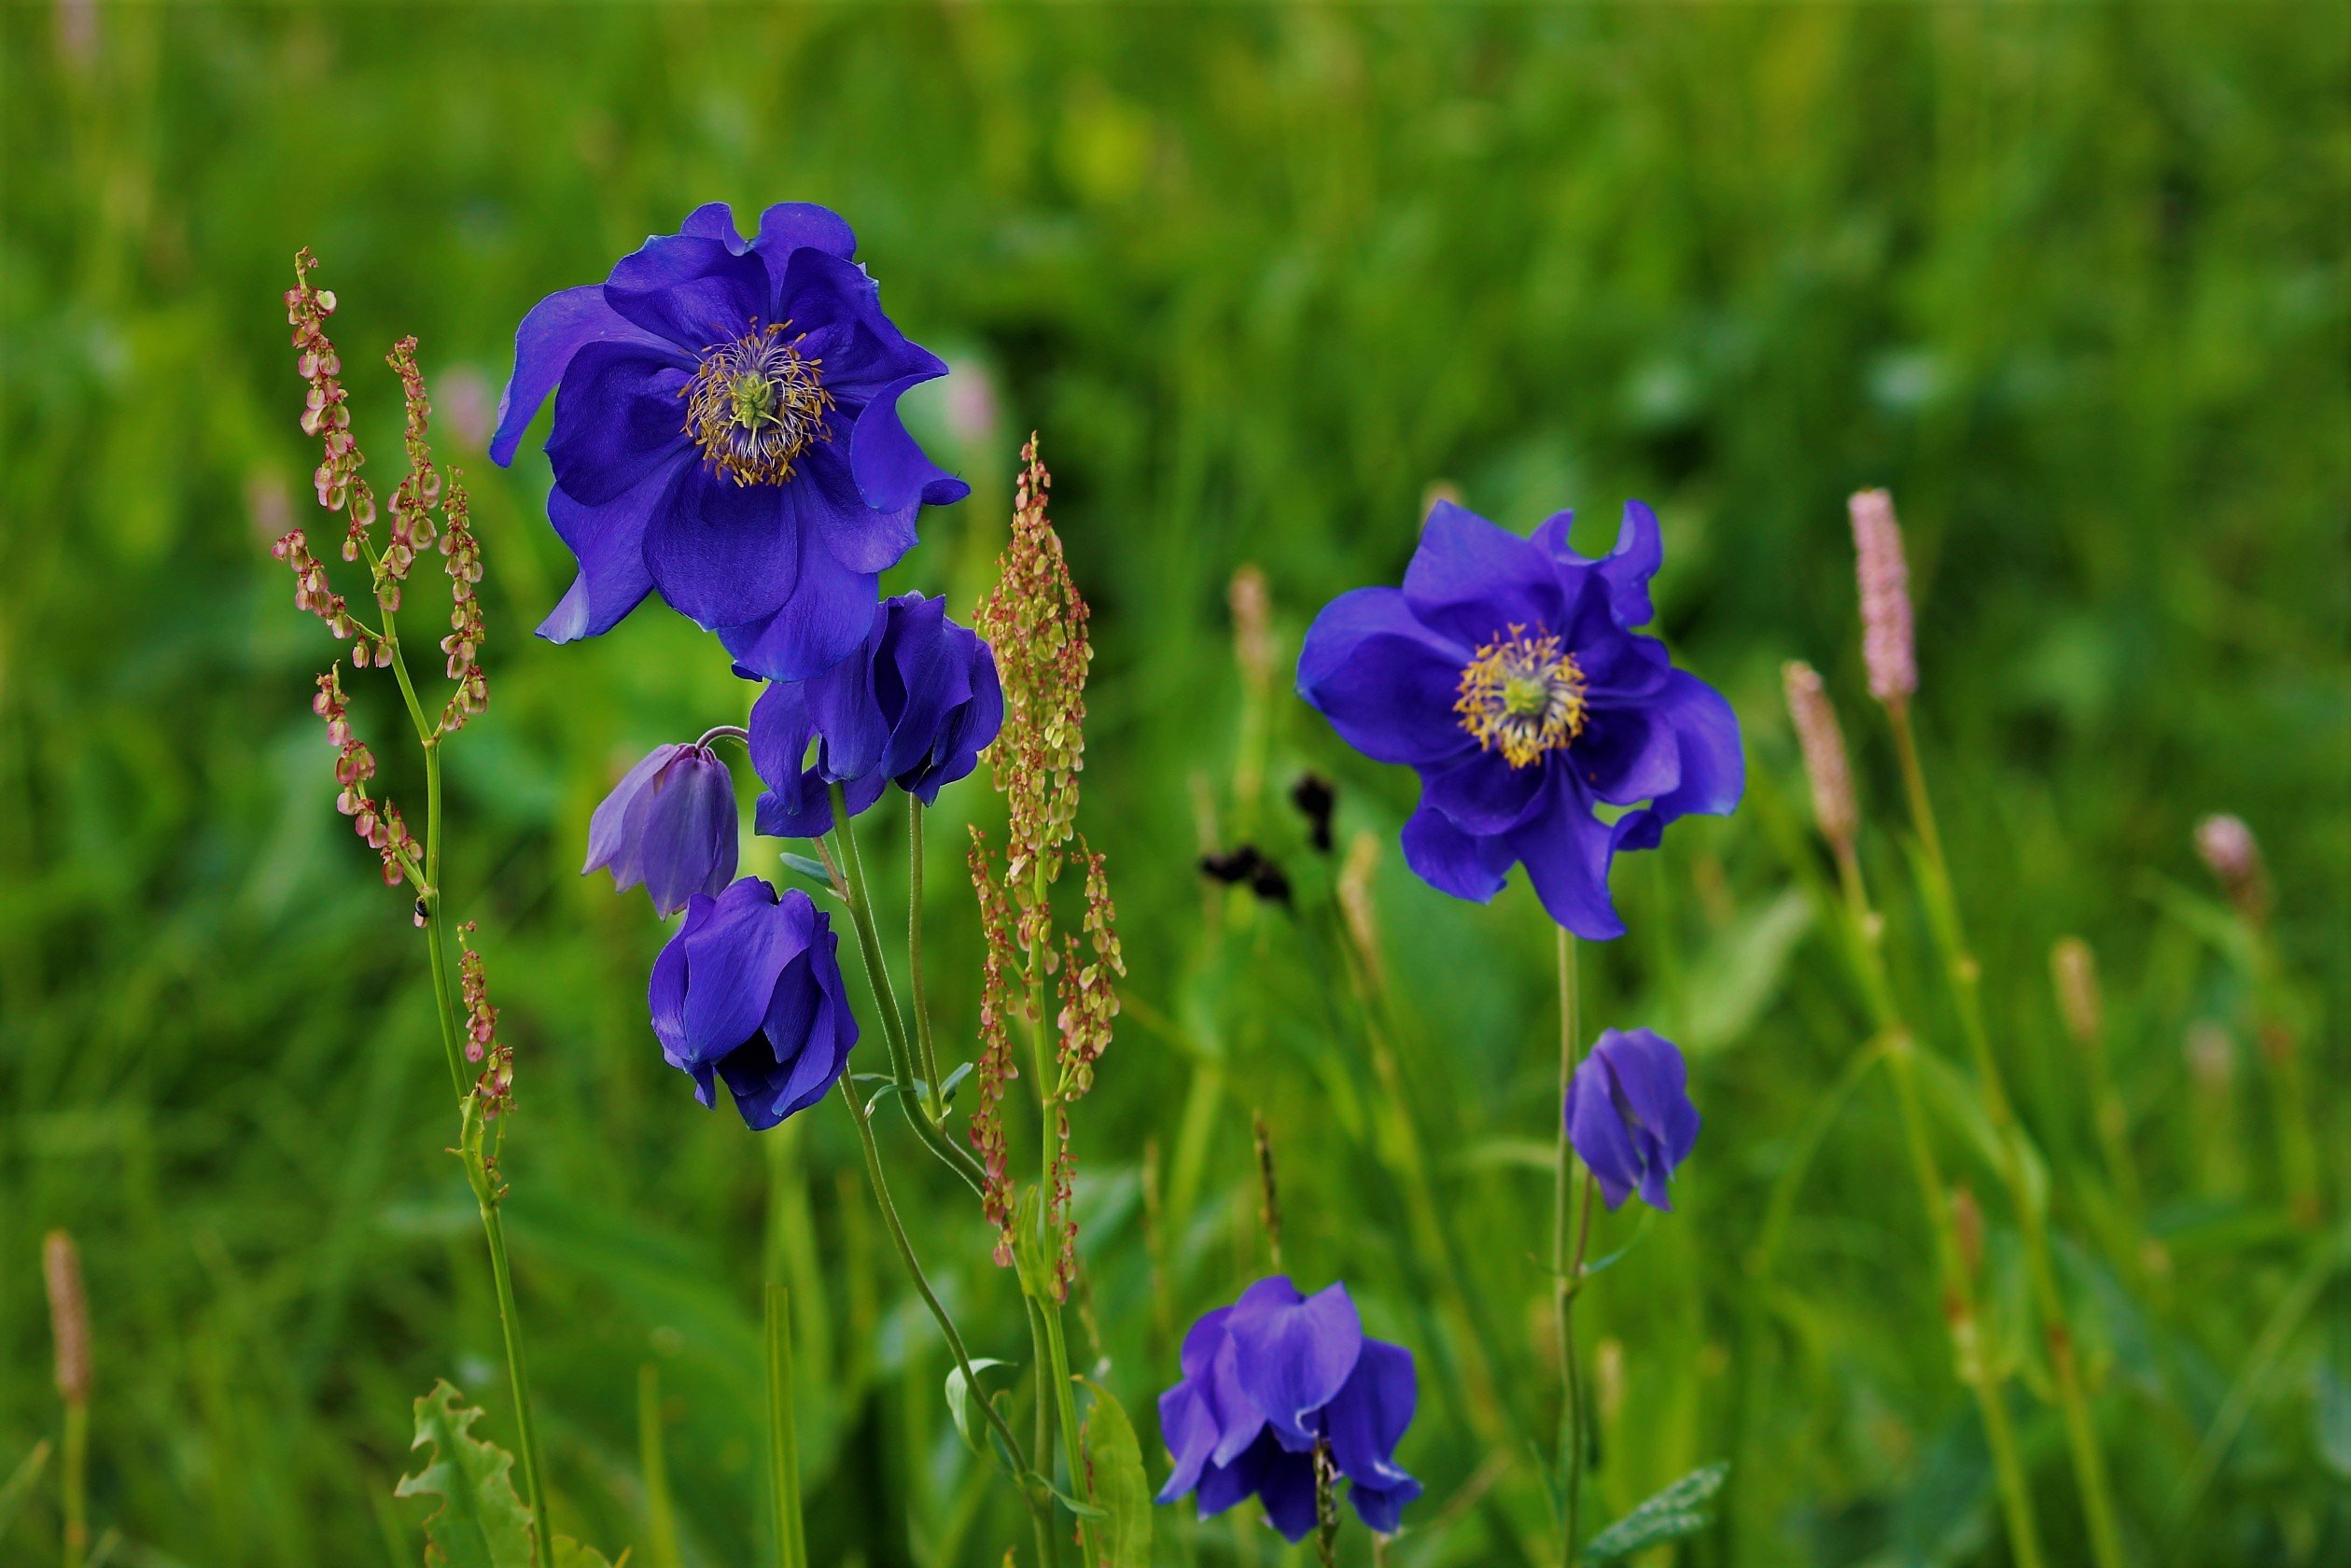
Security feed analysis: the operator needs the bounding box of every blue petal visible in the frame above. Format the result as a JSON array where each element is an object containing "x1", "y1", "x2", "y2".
[
  {"x1": 543, "y1": 341, "x2": 693, "y2": 507},
  {"x1": 604, "y1": 233, "x2": 768, "y2": 350},
  {"x1": 715, "y1": 490, "x2": 882, "y2": 682},
  {"x1": 642, "y1": 464, "x2": 802, "y2": 630},
  {"x1": 1567, "y1": 1047, "x2": 1644, "y2": 1209},
  {"x1": 491, "y1": 284, "x2": 675, "y2": 467},
  {"x1": 584, "y1": 743, "x2": 683, "y2": 885},
  {"x1": 1349, "y1": 1477, "x2": 1424, "y2": 1536},
  {"x1": 754, "y1": 202, "x2": 859, "y2": 277},
  {"x1": 630, "y1": 749, "x2": 739, "y2": 917},
  {"x1": 801, "y1": 441, "x2": 919, "y2": 576},
  {"x1": 776, "y1": 246, "x2": 945, "y2": 402},
  {"x1": 1605, "y1": 1028, "x2": 1700, "y2": 1173},
  {"x1": 1225, "y1": 1277, "x2": 1364, "y2": 1452},
  {"x1": 1417, "y1": 746, "x2": 1547, "y2": 836},
  {"x1": 667, "y1": 877, "x2": 802, "y2": 1066},
  {"x1": 1324, "y1": 1337, "x2": 1417, "y2": 1492},
  {"x1": 1600, "y1": 499, "x2": 1665, "y2": 629},
  {"x1": 1297, "y1": 588, "x2": 1472, "y2": 767},
  {"x1": 1250, "y1": 1437, "x2": 1322, "y2": 1544},
  {"x1": 536, "y1": 457, "x2": 683, "y2": 643},
  {"x1": 1571, "y1": 701, "x2": 1683, "y2": 808},
  {"x1": 1399, "y1": 800, "x2": 1513, "y2": 904},
  {"x1": 679, "y1": 202, "x2": 747, "y2": 247},
  {"x1": 1401, "y1": 500, "x2": 1562, "y2": 647},
  {"x1": 1505, "y1": 778, "x2": 1626, "y2": 940},
  {"x1": 850, "y1": 374, "x2": 968, "y2": 513},
  {"x1": 1647, "y1": 668, "x2": 1745, "y2": 823}
]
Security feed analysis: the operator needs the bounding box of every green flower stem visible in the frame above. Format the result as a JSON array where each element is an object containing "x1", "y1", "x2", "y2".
[
  {"x1": 1023, "y1": 1295, "x2": 1062, "y2": 1568},
  {"x1": 1553, "y1": 924, "x2": 1584, "y2": 1562},
  {"x1": 366, "y1": 559, "x2": 553, "y2": 1558},
  {"x1": 826, "y1": 787, "x2": 987, "y2": 1196},
  {"x1": 908, "y1": 803, "x2": 947, "y2": 1103},
  {"x1": 59, "y1": 1399, "x2": 85, "y2": 1568},
  {"x1": 1838, "y1": 831, "x2": 2048, "y2": 1568},
  {"x1": 1888, "y1": 706, "x2": 2123, "y2": 1568},
  {"x1": 835, "y1": 1079, "x2": 1040, "y2": 1517},
  {"x1": 2245, "y1": 924, "x2": 2322, "y2": 1227},
  {"x1": 764, "y1": 1284, "x2": 806, "y2": 1568}
]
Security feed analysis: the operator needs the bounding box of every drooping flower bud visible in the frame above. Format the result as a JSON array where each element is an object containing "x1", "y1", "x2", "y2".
[
  {"x1": 584, "y1": 742, "x2": 740, "y2": 917},
  {"x1": 1565, "y1": 1028, "x2": 1701, "y2": 1212},
  {"x1": 1849, "y1": 489, "x2": 1917, "y2": 707},
  {"x1": 1782, "y1": 661, "x2": 1858, "y2": 854}
]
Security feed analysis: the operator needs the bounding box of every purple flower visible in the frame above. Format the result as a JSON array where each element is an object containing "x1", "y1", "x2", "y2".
[
  {"x1": 1297, "y1": 499, "x2": 1742, "y2": 939},
  {"x1": 649, "y1": 877, "x2": 859, "y2": 1130},
  {"x1": 584, "y1": 742, "x2": 739, "y2": 916},
  {"x1": 1565, "y1": 1028, "x2": 1700, "y2": 1211},
  {"x1": 490, "y1": 202, "x2": 970, "y2": 680},
  {"x1": 748, "y1": 592, "x2": 1003, "y2": 837},
  {"x1": 1156, "y1": 1277, "x2": 1420, "y2": 1541}
]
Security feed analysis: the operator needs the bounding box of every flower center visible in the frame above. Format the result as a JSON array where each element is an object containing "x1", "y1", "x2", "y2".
[
  {"x1": 1455, "y1": 624, "x2": 1588, "y2": 768},
  {"x1": 682, "y1": 322, "x2": 834, "y2": 485}
]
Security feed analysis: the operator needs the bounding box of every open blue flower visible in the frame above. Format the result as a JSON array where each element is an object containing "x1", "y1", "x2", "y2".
[
  {"x1": 1297, "y1": 499, "x2": 1742, "y2": 939},
  {"x1": 649, "y1": 877, "x2": 858, "y2": 1130},
  {"x1": 749, "y1": 592, "x2": 1002, "y2": 837},
  {"x1": 1157, "y1": 1277, "x2": 1420, "y2": 1541},
  {"x1": 491, "y1": 202, "x2": 970, "y2": 680},
  {"x1": 583, "y1": 741, "x2": 738, "y2": 916},
  {"x1": 1566, "y1": 1028, "x2": 1700, "y2": 1211}
]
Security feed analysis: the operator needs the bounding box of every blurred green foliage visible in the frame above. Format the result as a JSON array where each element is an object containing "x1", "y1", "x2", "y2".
[{"x1": 3, "y1": 4, "x2": 2344, "y2": 1567}]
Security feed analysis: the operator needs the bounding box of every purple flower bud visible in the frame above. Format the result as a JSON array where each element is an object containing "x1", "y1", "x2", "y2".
[
  {"x1": 1156, "y1": 1277, "x2": 1420, "y2": 1541},
  {"x1": 648, "y1": 877, "x2": 858, "y2": 1130},
  {"x1": 1849, "y1": 489, "x2": 1917, "y2": 706},
  {"x1": 584, "y1": 742, "x2": 739, "y2": 916},
  {"x1": 1565, "y1": 1028, "x2": 1700, "y2": 1211}
]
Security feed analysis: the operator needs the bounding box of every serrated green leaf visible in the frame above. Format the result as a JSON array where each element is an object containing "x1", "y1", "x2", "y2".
[
  {"x1": 945, "y1": 1358, "x2": 1015, "y2": 1459},
  {"x1": 394, "y1": 1380, "x2": 536, "y2": 1568},
  {"x1": 1579, "y1": 1460, "x2": 1728, "y2": 1563},
  {"x1": 551, "y1": 1538, "x2": 628, "y2": 1568},
  {"x1": 1076, "y1": 1378, "x2": 1154, "y2": 1568}
]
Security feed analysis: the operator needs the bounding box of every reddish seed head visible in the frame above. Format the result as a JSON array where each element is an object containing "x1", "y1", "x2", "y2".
[
  {"x1": 2050, "y1": 937, "x2": 2102, "y2": 1047},
  {"x1": 2195, "y1": 814, "x2": 2266, "y2": 919},
  {"x1": 1849, "y1": 489, "x2": 1917, "y2": 707}
]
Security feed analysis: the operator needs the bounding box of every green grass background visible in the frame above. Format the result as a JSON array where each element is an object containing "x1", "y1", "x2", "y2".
[{"x1": 3, "y1": 4, "x2": 2345, "y2": 1566}]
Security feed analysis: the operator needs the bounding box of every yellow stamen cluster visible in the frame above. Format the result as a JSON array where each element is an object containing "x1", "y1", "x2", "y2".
[
  {"x1": 1455, "y1": 624, "x2": 1588, "y2": 767},
  {"x1": 681, "y1": 321, "x2": 833, "y2": 485}
]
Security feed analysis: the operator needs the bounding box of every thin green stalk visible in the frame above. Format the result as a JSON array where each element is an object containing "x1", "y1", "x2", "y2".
[
  {"x1": 370, "y1": 564, "x2": 553, "y2": 1557},
  {"x1": 2246, "y1": 929, "x2": 2322, "y2": 1227},
  {"x1": 764, "y1": 1284, "x2": 806, "y2": 1568},
  {"x1": 637, "y1": 1365, "x2": 683, "y2": 1568},
  {"x1": 59, "y1": 1403, "x2": 84, "y2": 1568},
  {"x1": 1024, "y1": 1295, "x2": 1063, "y2": 1568},
  {"x1": 1838, "y1": 826, "x2": 2047, "y2": 1568},
  {"x1": 835, "y1": 1080, "x2": 1038, "y2": 1504},
  {"x1": 1553, "y1": 925, "x2": 1584, "y2": 1561},
  {"x1": 827, "y1": 788, "x2": 987, "y2": 1195},
  {"x1": 908, "y1": 802, "x2": 947, "y2": 1103},
  {"x1": 1888, "y1": 707, "x2": 2124, "y2": 1568}
]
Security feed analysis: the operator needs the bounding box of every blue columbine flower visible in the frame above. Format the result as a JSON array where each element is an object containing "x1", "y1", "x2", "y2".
[
  {"x1": 583, "y1": 741, "x2": 739, "y2": 916},
  {"x1": 748, "y1": 592, "x2": 1003, "y2": 837},
  {"x1": 1297, "y1": 499, "x2": 1742, "y2": 939},
  {"x1": 648, "y1": 877, "x2": 858, "y2": 1129},
  {"x1": 1157, "y1": 1277, "x2": 1420, "y2": 1541},
  {"x1": 1565, "y1": 1028, "x2": 1700, "y2": 1211},
  {"x1": 491, "y1": 202, "x2": 970, "y2": 680}
]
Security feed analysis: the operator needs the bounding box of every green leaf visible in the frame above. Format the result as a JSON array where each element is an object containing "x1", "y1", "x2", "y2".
[
  {"x1": 1579, "y1": 1460, "x2": 1728, "y2": 1563},
  {"x1": 945, "y1": 1358, "x2": 1015, "y2": 1459},
  {"x1": 551, "y1": 1539, "x2": 627, "y2": 1568},
  {"x1": 394, "y1": 1379, "x2": 536, "y2": 1568},
  {"x1": 935, "y1": 1059, "x2": 976, "y2": 1110},
  {"x1": 777, "y1": 852, "x2": 839, "y2": 895},
  {"x1": 1911, "y1": 1045, "x2": 2050, "y2": 1215},
  {"x1": 1076, "y1": 1378, "x2": 1155, "y2": 1568},
  {"x1": 0, "y1": 1439, "x2": 52, "y2": 1540}
]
